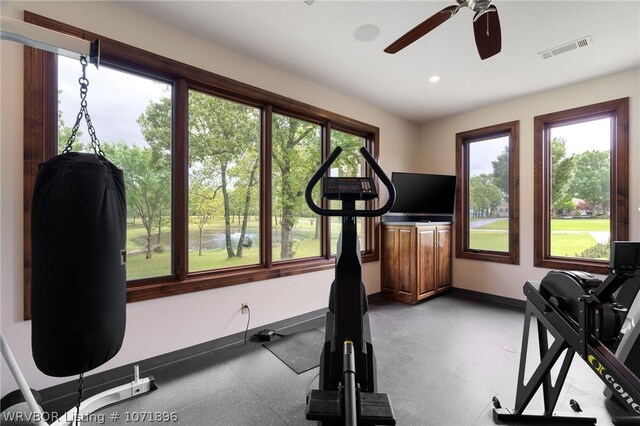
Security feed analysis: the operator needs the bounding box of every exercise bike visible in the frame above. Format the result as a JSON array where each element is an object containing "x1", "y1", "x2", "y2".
[
  {"x1": 493, "y1": 241, "x2": 640, "y2": 425},
  {"x1": 304, "y1": 146, "x2": 396, "y2": 426}
]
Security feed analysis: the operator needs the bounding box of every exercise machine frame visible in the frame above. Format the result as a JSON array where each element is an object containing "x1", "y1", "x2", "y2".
[
  {"x1": 1, "y1": 334, "x2": 156, "y2": 426},
  {"x1": 304, "y1": 146, "x2": 396, "y2": 426},
  {"x1": 493, "y1": 243, "x2": 640, "y2": 425}
]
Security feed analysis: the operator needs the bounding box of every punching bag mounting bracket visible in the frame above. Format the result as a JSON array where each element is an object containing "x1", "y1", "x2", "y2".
[{"x1": 1, "y1": 15, "x2": 100, "y2": 67}]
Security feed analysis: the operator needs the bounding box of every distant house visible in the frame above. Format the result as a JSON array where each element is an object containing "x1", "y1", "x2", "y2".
[{"x1": 497, "y1": 202, "x2": 509, "y2": 217}]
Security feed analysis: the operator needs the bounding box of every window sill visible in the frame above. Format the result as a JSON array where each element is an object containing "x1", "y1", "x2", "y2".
[
  {"x1": 534, "y1": 257, "x2": 609, "y2": 275},
  {"x1": 125, "y1": 252, "x2": 379, "y2": 303}
]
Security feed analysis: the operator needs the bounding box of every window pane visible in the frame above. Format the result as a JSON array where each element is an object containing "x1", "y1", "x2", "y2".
[
  {"x1": 58, "y1": 56, "x2": 173, "y2": 280},
  {"x1": 329, "y1": 131, "x2": 366, "y2": 255},
  {"x1": 272, "y1": 114, "x2": 321, "y2": 261},
  {"x1": 467, "y1": 136, "x2": 510, "y2": 252},
  {"x1": 188, "y1": 91, "x2": 261, "y2": 272},
  {"x1": 549, "y1": 118, "x2": 611, "y2": 260}
]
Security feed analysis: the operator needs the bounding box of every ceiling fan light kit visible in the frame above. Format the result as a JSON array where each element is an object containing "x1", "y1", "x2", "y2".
[{"x1": 384, "y1": 0, "x2": 502, "y2": 60}]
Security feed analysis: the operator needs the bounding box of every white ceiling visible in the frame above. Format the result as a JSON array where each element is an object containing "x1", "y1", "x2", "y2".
[{"x1": 116, "y1": 1, "x2": 640, "y2": 124}]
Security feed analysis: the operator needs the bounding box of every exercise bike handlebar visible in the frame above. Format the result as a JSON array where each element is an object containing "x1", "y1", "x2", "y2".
[{"x1": 305, "y1": 146, "x2": 396, "y2": 217}]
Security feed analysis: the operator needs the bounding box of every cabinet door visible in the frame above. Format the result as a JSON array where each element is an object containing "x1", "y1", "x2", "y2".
[
  {"x1": 436, "y1": 226, "x2": 452, "y2": 290},
  {"x1": 397, "y1": 228, "x2": 415, "y2": 297},
  {"x1": 416, "y1": 228, "x2": 436, "y2": 299},
  {"x1": 381, "y1": 227, "x2": 397, "y2": 293}
]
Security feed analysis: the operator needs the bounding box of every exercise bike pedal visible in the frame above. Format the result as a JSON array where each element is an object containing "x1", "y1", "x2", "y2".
[
  {"x1": 306, "y1": 389, "x2": 396, "y2": 425},
  {"x1": 360, "y1": 391, "x2": 396, "y2": 425},
  {"x1": 306, "y1": 389, "x2": 342, "y2": 421}
]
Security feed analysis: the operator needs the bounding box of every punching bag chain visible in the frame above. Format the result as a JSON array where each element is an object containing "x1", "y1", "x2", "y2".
[
  {"x1": 74, "y1": 373, "x2": 84, "y2": 425},
  {"x1": 62, "y1": 56, "x2": 106, "y2": 158}
]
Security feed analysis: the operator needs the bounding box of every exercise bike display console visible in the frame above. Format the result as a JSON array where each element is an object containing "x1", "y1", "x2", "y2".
[
  {"x1": 321, "y1": 177, "x2": 378, "y2": 201},
  {"x1": 304, "y1": 146, "x2": 396, "y2": 426}
]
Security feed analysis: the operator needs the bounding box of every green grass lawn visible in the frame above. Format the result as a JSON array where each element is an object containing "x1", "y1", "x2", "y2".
[
  {"x1": 550, "y1": 218, "x2": 609, "y2": 231},
  {"x1": 126, "y1": 216, "x2": 611, "y2": 279},
  {"x1": 469, "y1": 217, "x2": 609, "y2": 257},
  {"x1": 125, "y1": 221, "x2": 323, "y2": 280},
  {"x1": 549, "y1": 232, "x2": 598, "y2": 258},
  {"x1": 469, "y1": 230, "x2": 509, "y2": 252},
  {"x1": 470, "y1": 218, "x2": 509, "y2": 230}
]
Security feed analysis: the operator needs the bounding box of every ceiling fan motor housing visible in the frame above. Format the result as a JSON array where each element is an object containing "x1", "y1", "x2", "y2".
[{"x1": 460, "y1": 0, "x2": 494, "y2": 13}]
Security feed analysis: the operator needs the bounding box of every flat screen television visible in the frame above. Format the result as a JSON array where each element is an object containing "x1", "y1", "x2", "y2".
[{"x1": 390, "y1": 172, "x2": 457, "y2": 217}]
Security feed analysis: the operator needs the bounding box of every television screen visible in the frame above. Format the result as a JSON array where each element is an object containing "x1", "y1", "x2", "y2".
[{"x1": 390, "y1": 172, "x2": 457, "y2": 215}]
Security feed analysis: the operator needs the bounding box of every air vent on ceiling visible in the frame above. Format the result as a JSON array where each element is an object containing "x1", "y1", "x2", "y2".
[{"x1": 538, "y1": 36, "x2": 593, "y2": 59}]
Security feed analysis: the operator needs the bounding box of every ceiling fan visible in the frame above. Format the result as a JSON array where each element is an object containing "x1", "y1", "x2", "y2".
[{"x1": 384, "y1": 0, "x2": 502, "y2": 60}]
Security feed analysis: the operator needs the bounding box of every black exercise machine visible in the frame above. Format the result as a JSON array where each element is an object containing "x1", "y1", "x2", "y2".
[
  {"x1": 493, "y1": 241, "x2": 640, "y2": 425},
  {"x1": 304, "y1": 146, "x2": 396, "y2": 425}
]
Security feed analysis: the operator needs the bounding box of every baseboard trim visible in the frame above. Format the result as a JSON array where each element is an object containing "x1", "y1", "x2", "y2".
[
  {"x1": 449, "y1": 287, "x2": 526, "y2": 310},
  {"x1": 38, "y1": 306, "x2": 329, "y2": 409}
]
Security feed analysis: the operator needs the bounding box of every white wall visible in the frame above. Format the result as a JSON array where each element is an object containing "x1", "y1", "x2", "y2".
[
  {"x1": 0, "y1": 1, "x2": 419, "y2": 394},
  {"x1": 417, "y1": 68, "x2": 640, "y2": 300}
]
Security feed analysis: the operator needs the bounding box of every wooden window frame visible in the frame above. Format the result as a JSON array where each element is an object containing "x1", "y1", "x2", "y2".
[
  {"x1": 455, "y1": 121, "x2": 520, "y2": 264},
  {"x1": 22, "y1": 12, "x2": 382, "y2": 317},
  {"x1": 533, "y1": 98, "x2": 629, "y2": 274}
]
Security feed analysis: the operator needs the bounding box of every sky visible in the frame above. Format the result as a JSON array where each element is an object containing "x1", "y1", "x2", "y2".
[
  {"x1": 550, "y1": 117, "x2": 611, "y2": 156},
  {"x1": 469, "y1": 117, "x2": 611, "y2": 177},
  {"x1": 58, "y1": 56, "x2": 169, "y2": 149},
  {"x1": 469, "y1": 135, "x2": 509, "y2": 176}
]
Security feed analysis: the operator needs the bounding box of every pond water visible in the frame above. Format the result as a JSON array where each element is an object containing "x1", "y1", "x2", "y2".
[{"x1": 133, "y1": 226, "x2": 316, "y2": 251}]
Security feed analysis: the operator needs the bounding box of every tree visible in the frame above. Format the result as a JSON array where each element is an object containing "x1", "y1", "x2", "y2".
[
  {"x1": 272, "y1": 115, "x2": 320, "y2": 259},
  {"x1": 469, "y1": 174, "x2": 502, "y2": 217},
  {"x1": 231, "y1": 150, "x2": 260, "y2": 257},
  {"x1": 137, "y1": 96, "x2": 172, "y2": 246},
  {"x1": 329, "y1": 131, "x2": 366, "y2": 241},
  {"x1": 103, "y1": 143, "x2": 170, "y2": 259},
  {"x1": 187, "y1": 92, "x2": 260, "y2": 258},
  {"x1": 138, "y1": 93, "x2": 261, "y2": 261},
  {"x1": 550, "y1": 137, "x2": 576, "y2": 216},
  {"x1": 189, "y1": 167, "x2": 221, "y2": 256},
  {"x1": 491, "y1": 146, "x2": 509, "y2": 197},
  {"x1": 137, "y1": 97, "x2": 172, "y2": 161},
  {"x1": 570, "y1": 149, "x2": 610, "y2": 216},
  {"x1": 57, "y1": 92, "x2": 85, "y2": 153}
]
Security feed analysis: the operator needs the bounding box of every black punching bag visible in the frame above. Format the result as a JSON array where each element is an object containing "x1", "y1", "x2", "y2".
[{"x1": 31, "y1": 152, "x2": 127, "y2": 377}]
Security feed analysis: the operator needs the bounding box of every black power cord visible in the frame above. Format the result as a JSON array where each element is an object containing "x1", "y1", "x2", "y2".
[{"x1": 243, "y1": 305, "x2": 251, "y2": 345}]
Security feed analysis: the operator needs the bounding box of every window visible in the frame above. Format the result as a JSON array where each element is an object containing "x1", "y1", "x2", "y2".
[
  {"x1": 534, "y1": 99, "x2": 629, "y2": 274},
  {"x1": 188, "y1": 90, "x2": 261, "y2": 272},
  {"x1": 455, "y1": 121, "x2": 520, "y2": 264},
  {"x1": 23, "y1": 12, "x2": 380, "y2": 314},
  {"x1": 58, "y1": 56, "x2": 174, "y2": 281}
]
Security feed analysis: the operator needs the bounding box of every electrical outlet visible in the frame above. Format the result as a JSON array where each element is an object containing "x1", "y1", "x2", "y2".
[{"x1": 241, "y1": 303, "x2": 249, "y2": 314}]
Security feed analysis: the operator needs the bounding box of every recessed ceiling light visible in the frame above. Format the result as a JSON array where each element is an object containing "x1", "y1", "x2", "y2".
[
  {"x1": 354, "y1": 24, "x2": 380, "y2": 42},
  {"x1": 429, "y1": 75, "x2": 441, "y2": 83}
]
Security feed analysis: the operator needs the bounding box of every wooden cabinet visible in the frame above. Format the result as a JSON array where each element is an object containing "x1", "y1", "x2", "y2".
[{"x1": 381, "y1": 223, "x2": 451, "y2": 304}]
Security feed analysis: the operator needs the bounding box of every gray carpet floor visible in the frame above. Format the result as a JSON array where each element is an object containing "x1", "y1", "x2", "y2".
[{"x1": 80, "y1": 293, "x2": 630, "y2": 425}]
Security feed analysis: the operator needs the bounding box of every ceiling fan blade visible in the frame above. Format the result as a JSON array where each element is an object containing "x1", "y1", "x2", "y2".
[
  {"x1": 473, "y1": 5, "x2": 502, "y2": 60},
  {"x1": 384, "y1": 5, "x2": 459, "y2": 54}
]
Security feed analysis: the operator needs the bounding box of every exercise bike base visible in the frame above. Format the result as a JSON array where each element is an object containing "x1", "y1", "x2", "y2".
[
  {"x1": 306, "y1": 389, "x2": 396, "y2": 425},
  {"x1": 493, "y1": 407, "x2": 596, "y2": 425}
]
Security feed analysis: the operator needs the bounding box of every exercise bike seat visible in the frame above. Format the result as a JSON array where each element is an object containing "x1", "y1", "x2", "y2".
[{"x1": 540, "y1": 270, "x2": 602, "y2": 321}]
